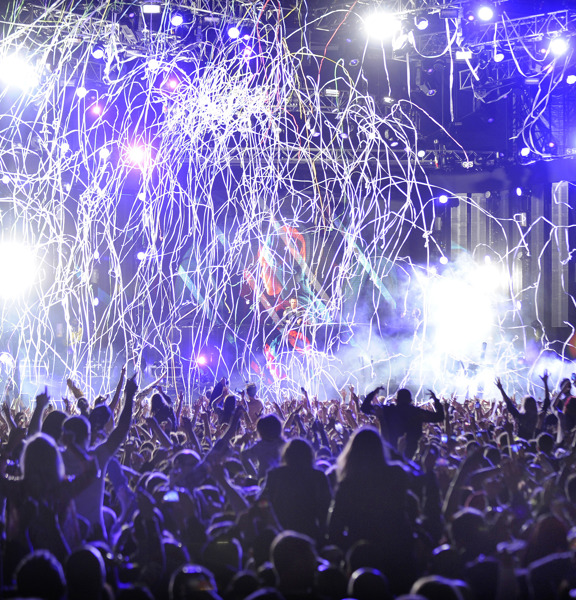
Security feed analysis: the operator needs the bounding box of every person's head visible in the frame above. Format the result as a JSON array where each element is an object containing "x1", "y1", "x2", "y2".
[
  {"x1": 21, "y1": 433, "x2": 65, "y2": 494},
  {"x1": 42, "y1": 410, "x2": 67, "y2": 443},
  {"x1": 536, "y1": 432, "x2": 554, "y2": 455},
  {"x1": 246, "y1": 383, "x2": 257, "y2": 399},
  {"x1": 90, "y1": 404, "x2": 112, "y2": 434},
  {"x1": 151, "y1": 393, "x2": 169, "y2": 415},
  {"x1": 15, "y1": 550, "x2": 66, "y2": 600},
  {"x1": 256, "y1": 415, "x2": 282, "y2": 442},
  {"x1": 282, "y1": 438, "x2": 314, "y2": 470},
  {"x1": 62, "y1": 415, "x2": 91, "y2": 449},
  {"x1": 560, "y1": 378, "x2": 572, "y2": 395},
  {"x1": 289, "y1": 297, "x2": 298, "y2": 310},
  {"x1": 410, "y1": 575, "x2": 469, "y2": 600},
  {"x1": 65, "y1": 545, "x2": 106, "y2": 600},
  {"x1": 222, "y1": 395, "x2": 236, "y2": 424},
  {"x1": 337, "y1": 426, "x2": 386, "y2": 482},
  {"x1": 396, "y1": 388, "x2": 413, "y2": 406},
  {"x1": 347, "y1": 568, "x2": 392, "y2": 600},
  {"x1": 271, "y1": 531, "x2": 317, "y2": 592},
  {"x1": 523, "y1": 396, "x2": 537, "y2": 414},
  {"x1": 169, "y1": 564, "x2": 220, "y2": 600}
]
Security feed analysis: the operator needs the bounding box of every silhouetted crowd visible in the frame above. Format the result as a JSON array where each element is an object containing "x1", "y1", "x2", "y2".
[{"x1": 1, "y1": 367, "x2": 576, "y2": 600}]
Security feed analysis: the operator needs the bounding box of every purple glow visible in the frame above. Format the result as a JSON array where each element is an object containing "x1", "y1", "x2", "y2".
[
  {"x1": 127, "y1": 145, "x2": 147, "y2": 164},
  {"x1": 91, "y1": 104, "x2": 102, "y2": 115}
]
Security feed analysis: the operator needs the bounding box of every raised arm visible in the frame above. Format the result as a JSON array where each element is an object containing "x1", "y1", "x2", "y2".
[
  {"x1": 495, "y1": 378, "x2": 519, "y2": 420},
  {"x1": 360, "y1": 386, "x2": 382, "y2": 415},
  {"x1": 99, "y1": 374, "x2": 137, "y2": 461},
  {"x1": 109, "y1": 364, "x2": 127, "y2": 418},
  {"x1": 27, "y1": 387, "x2": 51, "y2": 437}
]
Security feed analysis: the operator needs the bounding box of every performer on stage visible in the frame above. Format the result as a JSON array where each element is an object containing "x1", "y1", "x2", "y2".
[{"x1": 279, "y1": 297, "x2": 305, "y2": 331}]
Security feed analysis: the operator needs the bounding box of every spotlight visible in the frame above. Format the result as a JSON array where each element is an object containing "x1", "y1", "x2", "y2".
[
  {"x1": 520, "y1": 147, "x2": 530, "y2": 157},
  {"x1": 147, "y1": 58, "x2": 160, "y2": 70},
  {"x1": 414, "y1": 15, "x2": 429, "y2": 30},
  {"x1": 439, "y1": 194, "x2": 449, "y2": 204},
  {"x1": 493, "y1": 50, "x2": 505, "y2": 63},
  {"x1": 1, "y1": 175, "x2": 10, "y2": 184},
  {"x1": 515, "y1": 187, "x2": 523, "y2": 196},
  {"x1": 567, "y1": 74, "x2": 576, "y2": 85},
  {"x1": 141, "y1": 3, "x2": 161, "y2": 14},
  {"x1": 167, "y1": 78, "x2": 179, "y2": 89},
  {"x1": 0, "y1": 54, "x2": 38, "y2": 90},
  {"x1": 242, "y1": 46, "x2": 253, "y2": 60},
  {"x1": 91, "y1": 104, "x2": 102, "y2": 115},
  {"x1": 91, "y1": 44, "x2": 105, "y2": 60},
  {"x1": 197, "y1": 355, "x2": 207, "y2": 366},
  {"x1": 439, "y1": 256, "x2": 449, "y2": 265},
  {"x1": 477, "y1": 5, "x2": 495, "y2": 21},
  {"x1": 136, "y1": 251, "x2": 146, "y2": 260},
  {"x1": 417, "y1": 149, "x2": 426, "y2": 158},
  {"x1": 127, "y1": 145, "x2": 148, "y2": 165},
  {"x1": 76, "y1": 86, "x2": 88, "y2": 98},
  {"x1": 92, "y1": 297, "x2": 100, "y2": 307},
  {"x1": 228, "y1": 26, "x2": 241, "y2": 39},
  {"x1": 170, "y1": 12, "x2": 184, "y2": 26},
  {"x1": 99, "y1": 147, "x2": 111, "y2": 160},
  {"x1": 550, "y1": 37, "x2": 569, "y2": 56},
  {"x1": 0, "y1": 242, "x2": 37, "y2": 299},
  {"x1": 365, "y1": 11, "x2": 402, "y2": 40},
  {"x1": 93, "y1": 250, "x2": 100, "y2": 260}
]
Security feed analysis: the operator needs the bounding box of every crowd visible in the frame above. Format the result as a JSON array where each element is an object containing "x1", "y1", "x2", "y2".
[{"x1": 0, "y1": 366, "x2": 575, "y2": 600}]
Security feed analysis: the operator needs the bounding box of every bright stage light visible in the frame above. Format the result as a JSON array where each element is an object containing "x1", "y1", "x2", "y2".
[
  {"x1": 494, "y1": 50, "x2": 505, "y2": 63},
  {"x1": 91, "y1": 44, "x2": 105, "y2": 60},
  {"x1": 426, "y1": 262, "x2": 503, "y2": 355},
  {"x1": 170, "y1": 12, "x2": 184, "y2": 26},
  {"x1": 92, "y1": 297, "x2": 99, "y2": 306},
  {"x1": 228, "y1": 26, "x2": 241, "y2": 39},
  {"x1": 76, "y1": 86, "x2": 88, "y2": 98},
  {"x1": 197, "y1": 355, "x2": 207, "y2": 365},
  {"x1": 567, "y1": 74, "x2": 576, "y2": 85},
  {"x1": 549, "y1": 37, "x2": 569, "y2": 57},
  {"x1": 126, "y1": 145, "x2": 149, "y2": 166},
  {"x1": 439, "y1": 256, "x2": 448, "y2": 265},
  {"x1": 0, "y1": 242, "x2": 37, "y2": 299},
  {"x1": 515, "y1": 187, "x2": 523, "y2": 196},
  {"x1": 1, "y1": 175, "x2": 10, "y2": 184},
  {"x1": 417, "y1": 149, "x2": 426, "y2": 158},
  {"x1": 99, "y1": 147, "x2": 110, "y2": 160},
  {"x1": 0, "y1": 54, "x2": 38, "y2": 90},
  {"x1": 414, "y1": 15, "x2": 429, "y2": 30},
  {"x1": 477, "y1": 5, "x2": 494, "y2": 21},
  {"x1": 520, "y1": 147, "x2": 531, "y2": 157},
  {"x1": 439, "y1": 194, "x2": 448, "y2": 204},
  {"x1": 142, "y1": 3, "x2": 161, "y2": 14},
  {"x1": 91, "y1": 104, "x2": 102, "y2": 115},
  {"x1": 147, "y1": 58, "x2": 160, "y2": 70},
  {"x1": 136, "y1": 251, "x2": 146, "y2": 260},
  {"x1": 365, "y1": 12, "x2": 402, "y2": 40}
]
